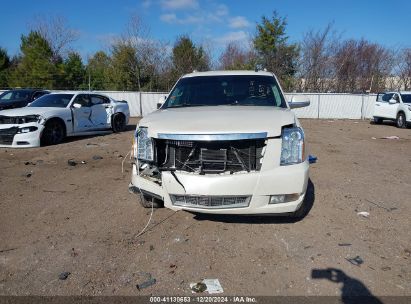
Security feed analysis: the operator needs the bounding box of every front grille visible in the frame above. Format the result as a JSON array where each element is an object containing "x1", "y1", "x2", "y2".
[
  {"x1": 170, "y1": 194, "x2": 251, "y2": 209},
  {"x1": 0, "y1": 127, "x2": 18, "y2": 145},
  {"x1": 155, "y1": 139, "x2": 265, "y2": 174}
]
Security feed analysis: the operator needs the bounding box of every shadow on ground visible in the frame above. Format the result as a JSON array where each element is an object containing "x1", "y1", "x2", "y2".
[
  {"x1": 311, "y1": 268, "x2": 383, "y2": 304},
  {"x1": 191, "y1": 179, "x2": 315, "y2": 224}
]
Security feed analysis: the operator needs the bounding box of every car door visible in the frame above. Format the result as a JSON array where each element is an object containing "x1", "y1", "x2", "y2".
[
  {"x1": 89, "y1": 94, "x2": 112, "y2": 129},
  {"x1": 386, "y1": 93, "x2": 401, "y2": 119},
  {"x1": 71, "y1": 94, "x2": 93, "y2": 133},
  {"x1": 375, "y1": 93, "x2": 394, "y2": 119}
]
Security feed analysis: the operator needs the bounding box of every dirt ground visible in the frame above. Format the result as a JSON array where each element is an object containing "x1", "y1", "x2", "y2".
[{"x1": 0, "y1": 118, "x2": 410, "y2": 298}]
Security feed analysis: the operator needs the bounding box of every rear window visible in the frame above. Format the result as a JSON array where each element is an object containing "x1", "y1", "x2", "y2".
[{"x1": 400, "y1": 94, "x2": 411, "y2": 104}]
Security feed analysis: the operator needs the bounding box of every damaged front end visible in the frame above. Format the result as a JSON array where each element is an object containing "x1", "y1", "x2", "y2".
[{"x1": 0, "y1": 115, "x2": 45, "y2": 147}]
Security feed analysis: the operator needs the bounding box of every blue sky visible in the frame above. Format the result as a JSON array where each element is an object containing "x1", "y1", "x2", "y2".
[{"x1": 1, "y1": 0, "x2": 410, "y2": 61}]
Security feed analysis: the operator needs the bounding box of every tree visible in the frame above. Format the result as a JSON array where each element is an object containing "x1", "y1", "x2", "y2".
[
  {"x1": 0, "y1": 47, "x2": 10, "y2": 88},
  {"x1": 219, "y1": 42, "x2": 256, "y2": 70},
  {"x1": 172, "y1": 35, "x2": 210, "y2": 78},
  {"x1": 30, "y1": 15, "x2": 79, "y2": 63},
  {"x1": 299, "y1": 24, "x2": 336, "y2": 92},
  {"x1": 333, "y1": 39, "x2": 392, "y2": 93},
  {"x1": 62, "y1": 52, "x2": 86, "y2": 90},
  {"x1": 398, "y1": 48, "x2": 411, "y2": 90},
  {"x1": 109, "y1": 42, "x2": 139, "y2": 91},
  {"x1": 253, "y1": 11, "x2": 299, "y2": 90},
  {"x1": 9, "y1": 31, "x2": 57, "y2": 88},
  {"x1": 87, "y1": 51, "x2": 112, "y2": 90}
]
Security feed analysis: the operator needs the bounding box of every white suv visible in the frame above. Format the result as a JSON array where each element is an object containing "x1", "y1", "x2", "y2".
[
  {"x1": 373, "y1": 91, "x2": 411, "y2": 128},
  {"x1": 129, "y1": 71, "x2": 310, "y2": 217}
]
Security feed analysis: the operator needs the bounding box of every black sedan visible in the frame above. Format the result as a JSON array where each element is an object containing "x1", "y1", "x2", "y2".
[{"x1": 0, "y1": 89, "x2": 50, "y2": 110}]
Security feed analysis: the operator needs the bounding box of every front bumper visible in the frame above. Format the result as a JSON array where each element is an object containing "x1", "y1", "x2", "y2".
[
  {"x1": 0, "y1": 123, "x2": 43, "y2": 148},
  {"x1": 130, "y1": 160, "x2": 309, "y2": 215}
]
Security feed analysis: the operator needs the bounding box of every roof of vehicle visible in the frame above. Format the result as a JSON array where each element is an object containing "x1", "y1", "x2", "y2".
[
  {"x1": 182, "y1": 70, "x2": 275, "y2": 78},
  {"x1": 3, "y1": 88, "x2": 48, "y2": 93},
  {"x1": 383, "y1": 91, "x2": 411, "y2": 94},
  {"x1": 48, "y1": 91, "x2": 110, "y2": 95}
]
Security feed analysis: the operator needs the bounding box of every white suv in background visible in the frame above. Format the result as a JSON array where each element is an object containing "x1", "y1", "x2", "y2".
[{"x1": 373, "y1": 91, "x2": 411, "y2": 128}]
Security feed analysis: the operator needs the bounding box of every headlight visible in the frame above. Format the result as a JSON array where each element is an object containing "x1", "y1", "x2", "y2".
[
  {"x1": 17, "y1": 115, "x2": 45, "y2": 124},
  {"x1": 136, "y1": 127, "x2": 154, "y2": 161},
  {"x1": 280, "y1": 127, "x2": 305, "y2": 165}
]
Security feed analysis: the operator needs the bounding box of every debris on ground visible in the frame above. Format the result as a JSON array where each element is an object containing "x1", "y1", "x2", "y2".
[
  {"x1": 67, "y1": 160, "x2": 77, "y2": 166},
  {"x1": 338, "y1": 243, "x2": 352, "y2": 247},
  {"x1": 58, "y1": 272, "x2": 71, "y2": 280},
  {"x1": 92, "y1": 155, "x2": 103, "y2": 160},
  {"x1": 371, "y1": 137, "x2": 377, "y2": 140},
  {"x1": 190, "y1": 279, "x2": 224, "y2": 294},
  {"x1": 190, "y1": 282, "x2": 207, "y2": 293},
  {"x1": 308, "y1": 155, "x2": 317, "y2": 164},
  {"x1": 346, "y1": 256, "x2": 364, "y2": 266},
  {"x1": 381, "y1": 136, "x2": 400, "y2": 140},
  {"x1": 357, "y1": 211, "x2": 370, "y2": 218},
  {"x1": 136, "y1": 272, "x2": 156, "y2": 290},
  {"x1": 25, "y1": 172, "x2": 32, "y2": 178},
  {"x1": 81, "y1": 161, "x2": 87, "y2": 164}
]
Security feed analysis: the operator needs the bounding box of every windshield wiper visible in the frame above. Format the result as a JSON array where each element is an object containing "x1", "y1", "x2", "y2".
[{"x1": 167, "y1": 103, "x2": 208, "y2": 108}]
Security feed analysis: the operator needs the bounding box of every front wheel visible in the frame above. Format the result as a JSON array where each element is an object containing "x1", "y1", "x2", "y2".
[
  {"x1": 396, "y1": 112, "x2": 407, "y2": 128},
  {"x1": 373, "y1": 117, "x2": 383, "y2": 124},
  {"x1": 41, "y1": 120, "x2": 65, "y2": 146},
  {"x1": 112, "y1": 113, "x2": 126, "y2": 132}
]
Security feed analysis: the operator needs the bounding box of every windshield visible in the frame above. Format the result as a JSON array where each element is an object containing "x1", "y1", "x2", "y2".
[
  {"x1": 0, "y1": 90, "x2": 30, "y2": 102},
  {"x1": 400, "y1": 94, "x2": 411, "y2": 104},
  {"x1": 163, "y1": 75, "x2": 286, "y2": 108},
  {"x1": 29, "y1": 94, "x2": 74, "y2": 108}
]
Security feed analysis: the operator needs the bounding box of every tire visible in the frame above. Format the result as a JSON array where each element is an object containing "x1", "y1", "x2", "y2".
[
  {"x1": 139, "y1": 194, "x2": 164, "y2": 208},
  {"x1": 291, "y1": 180, "x2": 314, "y2": 219},
  {"x1": 112, "y1": 113, "x2": 126, "y2": 132},
  {"x1": 41, "y1": 119, "x2": 65, "y2": 146},
  {"x1": 373, "y1": 117, "x2": 383, "y2": 124},
  {"x1": 396, "y1": 112, "x2": 407, "y2": 128}
]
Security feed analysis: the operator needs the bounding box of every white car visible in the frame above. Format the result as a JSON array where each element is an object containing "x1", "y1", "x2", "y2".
[
  {"x1": 129, "y1": 70, "x2": 310, "y2": 216},
  {"x1": 373, "y1": 91, "x2": 411, "y2": 128},
  {"x1": 0, "y1": 92, "x2": 130, "y2": 148}
]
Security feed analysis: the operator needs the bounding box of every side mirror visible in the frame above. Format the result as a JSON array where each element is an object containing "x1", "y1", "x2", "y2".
[
  {"x1": 289, "y1": 96, "x2": 310, "y2": 109},
  {"x1": 157, "y1": 95, "x2": 168, "y2": 109},
  {"x1": 72, "y1": 103, "x2": 82, "y2": 109},
  {"x1": 388, "y1": 99, "x2": 397, "y2": 104}
]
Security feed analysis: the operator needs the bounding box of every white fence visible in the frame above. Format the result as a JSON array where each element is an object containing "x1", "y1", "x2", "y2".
[{"x1": 0, "y1": 90, "x2": 377, "y2": 119}]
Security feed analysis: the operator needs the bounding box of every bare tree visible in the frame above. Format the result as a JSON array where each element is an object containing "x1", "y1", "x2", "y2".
[
  {"x1": 398, "y1": 48, "x2": 411, "y2": 90},
  {"x1": 332, "y1": 39, "x2": 392, "y2": 93},
  {"x1": 299, "y1": 24, "x2": 336, "y2": 92},
  {"x1": 30, "y1": 15, "x2": 79, "y2": 62},
  {"x1": 219, "y1": 42, "x2": 256, "y2": 70}
]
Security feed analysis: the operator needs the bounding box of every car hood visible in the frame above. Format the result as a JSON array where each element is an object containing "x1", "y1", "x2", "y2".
[
  {"x1": 140, "y1": 106, "x2": 296, "y2": 138},
  {"x1": 0, "y1": 107, "x2": 63, "y2": 117}
]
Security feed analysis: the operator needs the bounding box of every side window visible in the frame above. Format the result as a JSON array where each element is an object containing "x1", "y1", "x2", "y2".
[
  {"x1": 73, "y1": 94, "x2": 90, "y2": 107},
  {"x1": 32, "y1": 91, "x2": 47, "y2": 101},
  {"x1": 90, "y1": 95, "x2": 109, "y2": 106},
  {"x1": 0, "y1": 92, "x2": 12, "y2": 100},
  {"x1": 393, "y1": 94, "x2": 400, "y2": 102},
  {"x1": 381, "y1": 93, "x2": 393, "y2": 102}
]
